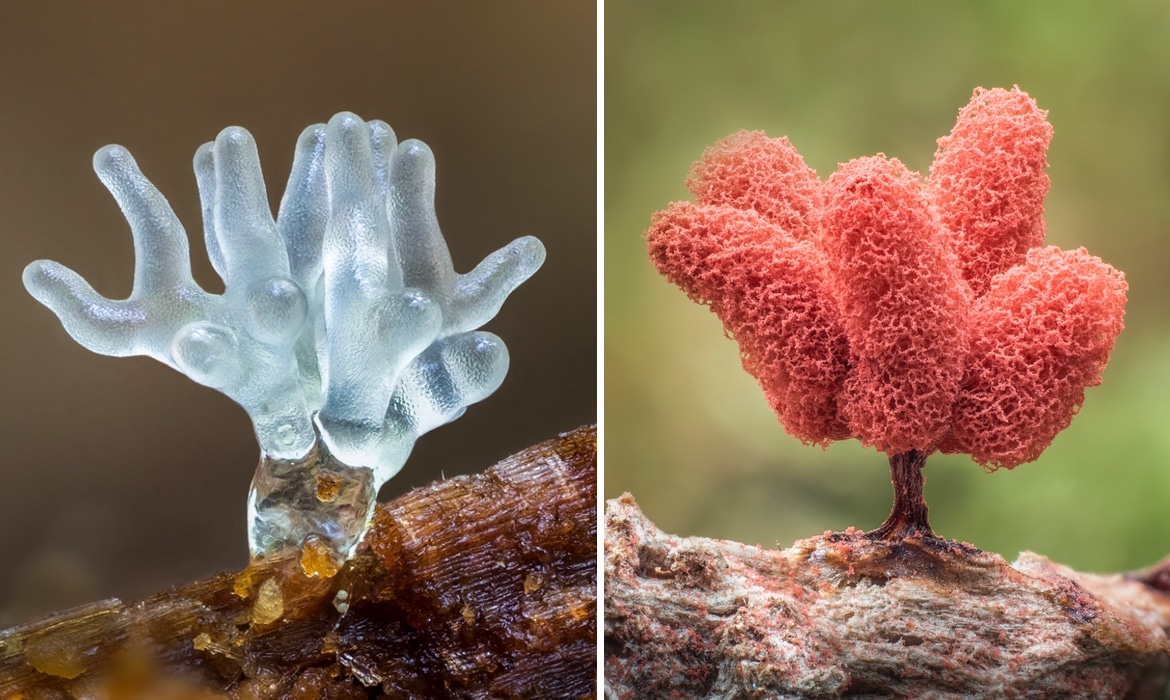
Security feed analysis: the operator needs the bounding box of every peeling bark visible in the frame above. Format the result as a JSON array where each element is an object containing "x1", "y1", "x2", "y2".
[
  {"x1": 0, "y1": 426, "x2": 597, "y2": 699},
  {"x1": 604, "y1": 494, "x2": 1170, "y2": 699}
]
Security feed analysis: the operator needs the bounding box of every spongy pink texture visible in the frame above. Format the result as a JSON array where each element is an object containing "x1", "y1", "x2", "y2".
[
  {"x1": 929, "y1": 87, "x2": 1053, "y2": 296},
  {"x1": 646, "y1": 86, "x2": 1126, "y2": 467},
  {"x1": 821, "y1": 156, "x2": 970, "y2": 454},
  {"x1": 647, "y1": 202, "x2": 850, "y2": 444},
  {"x1": 687, "y1": 131, "x2": 823, "y2": 241},
  {"x1": 945, "y1": 247, "x2": 1127, "y2": 469}
]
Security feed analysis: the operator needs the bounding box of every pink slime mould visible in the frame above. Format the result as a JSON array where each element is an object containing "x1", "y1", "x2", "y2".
[{"x1": 647, "y1": 87, "x2": 1127, "y2": 540}]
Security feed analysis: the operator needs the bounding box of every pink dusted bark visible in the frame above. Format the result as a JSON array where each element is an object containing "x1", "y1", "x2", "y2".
[
  {"x1": 821, "y1": 156, "x2": 970, "y2": 454},
  {"x1": 646, "y1": 85, "x2": 1126, "y2": 484},
  {"x1": 945, "y1": 246, "x2": 1128, "y2": 468},
  {"x1": 929, "y1": 87, "x2": 1053, "y2": 296},
  {"x1": 686, "y1": 131, "x2": 823, "y2": 241},
  {"x1": 605, "y1": 495, "x2": 1170, "y2": 699},
  {"x1": 647, "y1": 202, "x2": 850, "y2": 444}
]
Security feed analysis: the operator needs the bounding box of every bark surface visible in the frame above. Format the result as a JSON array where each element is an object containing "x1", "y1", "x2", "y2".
[
  {"x1": 0, "y1": 425, "x2": 597, "y2": 699},
  {"x1": 605, "y1": 494, "x2": 1170, "y2": 699}
]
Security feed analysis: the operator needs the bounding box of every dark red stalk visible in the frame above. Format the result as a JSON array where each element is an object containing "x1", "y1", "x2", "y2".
[{"x1": 868, "y1": 450, "x2": 935, "y2": 540}]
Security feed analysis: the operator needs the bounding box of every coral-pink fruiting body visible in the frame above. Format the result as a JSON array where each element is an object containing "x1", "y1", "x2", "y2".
[{"x1": 648, "y1": 87, "x2": 1127, "y2": 470}]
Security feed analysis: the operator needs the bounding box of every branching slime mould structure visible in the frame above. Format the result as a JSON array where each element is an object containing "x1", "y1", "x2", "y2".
[
  {"x1": 647, "y1": 87, "x2": 1126, "y2": 540},
  {"x1": 24, "y1": 112, "x2": 545, "y2": 563}
]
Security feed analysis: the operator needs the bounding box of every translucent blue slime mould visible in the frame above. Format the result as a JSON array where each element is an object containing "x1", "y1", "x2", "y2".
[{"x1": 24, "y1": 112, "x2": 545, "y2": 563}]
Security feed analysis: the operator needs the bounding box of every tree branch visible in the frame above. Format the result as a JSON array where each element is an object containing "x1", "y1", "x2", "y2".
[
  {"x1": 0, "y1": 426, "x2": 596, "y2": 698},
  {"x1": 605, "y1": 494, "x2": 1170, "y2": 698}
]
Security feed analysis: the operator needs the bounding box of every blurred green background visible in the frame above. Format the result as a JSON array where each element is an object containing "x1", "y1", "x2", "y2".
[{"x1": 605, "y1": 1, "x2": 1170, "y2": 572}]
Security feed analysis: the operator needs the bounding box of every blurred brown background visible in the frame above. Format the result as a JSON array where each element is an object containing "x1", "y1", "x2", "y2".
[{"x1": 0, "y1": 1, "x2": 595, "y2": 625}]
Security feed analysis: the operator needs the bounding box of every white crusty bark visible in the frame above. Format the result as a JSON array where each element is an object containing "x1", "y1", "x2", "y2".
[{"x1": 605, "y1": 494, "x2": 1170, "y2": 699}]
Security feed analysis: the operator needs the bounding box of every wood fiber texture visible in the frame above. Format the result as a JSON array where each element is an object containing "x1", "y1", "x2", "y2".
[{"x1": 0, "y1": 425, "x2": 597, "y2": 699}]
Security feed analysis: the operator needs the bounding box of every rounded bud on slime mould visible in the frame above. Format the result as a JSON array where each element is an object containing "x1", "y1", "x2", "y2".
[
  {"x1": 171, "y1": 321, "x2": 242, "y2": 389},
  {"x1": 244, "y1": 277, "x2": 309, "y2": 345}
]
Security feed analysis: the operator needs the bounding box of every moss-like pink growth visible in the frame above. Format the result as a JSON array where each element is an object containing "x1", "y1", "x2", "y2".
[
  {"x1": 929, "y1": 87, "x2": 1053, "y2": 296},
  {"x1": 821, "y1": 156, "x2": 970, "y2": 454},
  {"x1": 647, "y1": 87, "x2": 1126, "y2": 474},
  {"x1": 648, "y1": 202, "x2": 850, "y2": 445},
  {"x1": 945, "y1": 246, "x2": 1127, "y2": 467},
  {"x1": 686, "y1": 131, "x2": 823, "y2": 241}
]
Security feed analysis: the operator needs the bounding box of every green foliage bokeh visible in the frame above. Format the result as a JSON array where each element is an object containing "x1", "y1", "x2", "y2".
[{"x1": 605, "y1": 0, "x2": 1170, "y2": 571}]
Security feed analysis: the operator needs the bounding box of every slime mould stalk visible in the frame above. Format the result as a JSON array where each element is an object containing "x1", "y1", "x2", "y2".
[{"x1": 868, "y1": 450, "x2": 932, "y2": 541}]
